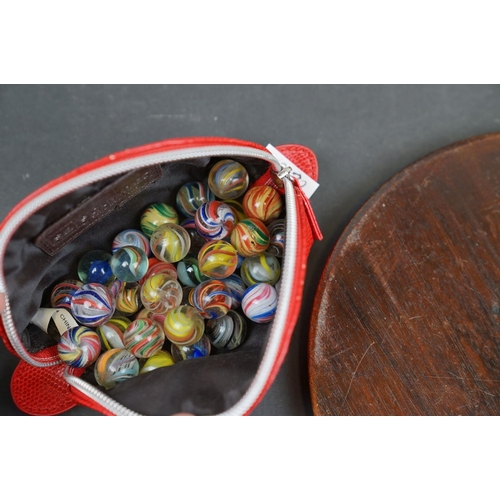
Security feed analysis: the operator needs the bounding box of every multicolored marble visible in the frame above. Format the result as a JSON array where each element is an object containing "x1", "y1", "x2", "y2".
[
  {"x1": 123, "y1": 318, "x2": 165, "y2": 358},
  {"x1": 208, "y1": 159, "x2": 249, "y2": 200},
  {"x1": 205, "y1": 310, "x2": 247, "y2": 351},
  {"x1": 240, "y1": 252, "x2": 281, "y2": 286},
  {"x1": 163, "y1": 305, "x2": 205, "y2": 346},
  {"x1": 111, "y1": 229, "x2": 151, "y2": 256},
  {"x1": 94, "y1": 348, "x2": 140, "y2": 389},
  {"x1": 139, "y1": 350, "x2": 175, "y2": 374},
  {"x1": 171, "y1": 335, "x2": 211, "y2": 362},
  {"x1": 180, "y1": 218, "x2": 208, "y2": 254},
  {"x1": 150, "y1": 223, "x2": 191, "y2": 263},
  {"x1": 266, "y1": 218, "x2": 286, "y2": 258},
  {"x1": 50, "y1": 279, "x2": 83, "y2": 310},
  {"x1": 71, "y1": 283, "x2": 115, "y2": 327},
  {"x1": 77, "y1": 250, "x2": 114, "y2": 285},
  {"x1": 140, "y1": 273, "x2": 183, "y2": 315},
  {"x1": 176, "y1": 181, "x2": 215, "y2": 218},
  {"x1": 221, "y1": 199, "x2": 246, "y2": 223},
  {"x1": 194, "y1": 201, "x2": 236, "y2": 240},
  {"x1": 95, "y1": 316, "x2": 130, "y2": 350},
  {"x1": 140, "y1": 258, "x2": 178, "y2": 285},
  {"x1": 230, "y1": 218, "x2": 270, "y2": 257},
  {"x1": 198, "y1": 240, "x2": 238, "y2": 279},
  {"x1": 108, "y1": 278, "x2": 124, "y2": 298},
  {"x1": 140, "y1": 203, "x2": 179, "y2": 237},
  {"x1": 241, "y1": 283, "x2": 278, "y2": 323},
  {"x1": 180, "y1": 286, "x2": 195, "y2": 306},
  {"x1": 57, "y1": 326, "x2": 101, "y2": 367},
  {"x1": 177, "y1": 257, "x2": 209, "y2": 287},
  {"x1": 191, "y1": 279, "x2": 232, "y2": 319},
  {"x1": 221, "y1": 274, "x2": 247, "y2": 309},
  {"x1": 110, "y1": 246, "x2": 149, "y2": 282},
  {"x1": 136, "y1": 307, "x2": 167, "y2": 326},
  {"x1": 242, "y1": 185, "x2": 283, "y2": 224},
  {"x1": 115, "y1": 282, "x2": 141, "y2": 316}
]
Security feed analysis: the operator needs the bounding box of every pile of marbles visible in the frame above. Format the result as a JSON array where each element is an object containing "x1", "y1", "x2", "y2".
[{"x1": 46, "y1": 159, "x2": 286, "y2": 390}]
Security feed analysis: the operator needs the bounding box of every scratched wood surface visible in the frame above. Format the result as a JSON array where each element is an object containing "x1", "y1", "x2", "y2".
[{"x1": 309, "y1": 132, "x2": 500, "y2": 415}]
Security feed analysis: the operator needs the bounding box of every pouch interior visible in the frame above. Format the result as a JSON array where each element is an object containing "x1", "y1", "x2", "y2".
[{"x1": 4, "y1": 155, "x2": 282, "y2": 415}]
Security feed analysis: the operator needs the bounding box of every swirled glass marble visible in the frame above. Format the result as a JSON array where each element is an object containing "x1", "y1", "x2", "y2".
[
  {"x1": 108, "y1": 278, "x2": 124, "y2": 298},
  {"x1": 140, "y1": 203, "x2": 179, "y2": 237},
  {"x1": 241, "y1": 283, "x2": 278, "y2": 323},
  {"x1": 123, "y1": 318, "x2": 165, "y2": 358},
  {"x1": 240, "y1": 252, "x2": 281, "y2": 286},
  {"x1": 230, "y1": 218, "x2": 270, "y2": 257},
  {"x1": 221, "y1": 199, "x2": 246, "y2": 223},
  {"x1": 94, "y1": 348, "x2": 140, "y2": 389},
  {"x1": 140, "y1": 258, "x2": 177, "y2": 285},
  {"x1": 266, "y1": 218, "x2": 286, "y2": 258},
  {"x1": 198, "y1": 240, "x2": 238, "y2": 279},
  {"x1": 177, "y1": 257, "x2": 209, "y2": 287},
  {"x1": 176, "y1": 181, "x2": 215, "y2": 218},
  {"x1": 150, "y1": 223, "x2": 191, "y2": 263},
  {"x1": 221, "y1": 274, "x2": 247, "y2": 309},
  {"x1": 57, "y1": 326, "x2": 101, "y2": 367},
  {"x1": 112, "y1": 229, "x2": 151, "y2": 256},
  {"x1": 136, "y1": 307, "x2": 167, "y2": 327},
  {"x1": 208, "y1": 159, "x2": 249, "y2": 200},
  {"x1": 205, "y1": 310, "x2": 247, "y2": 350},
  {"x1": 115, "y1": 282, "x2": 141, "y2": 316},
  {"x1": 171, "y1": 335, "x2": 211, "y2": 362},
  {"x1": 163, "y1": 305, "x2": 205, "y2": 346},
  {"x1": 140, "y1": 273, "x2": 183, "y2": 314},
  {"x1": 96, "y1": 316, "x2": 130, "y2": 350},
  {"x1": 242, "y1": 185, "x2": 283, "y2": 224},
  {"x1": 110, "y1": 246, "x2": 149, "y2": 282},
  {"x1": 50, "y1": 279, "x2": 83, "y2": 310},
  {"x1": 77, "y1": 250, "x2": 114, "y2": 285},
  {"x1": 139, "y1": 350, "x2": 175, "y2": 374},
  {"x1": 71, "y1": 283, "x2": 115, "y2": 327},
  {"x1": 192, "y1": 280, "x2": 232, "y2": 319},
  {"x1": 180, "y1": 218, "x2": 208, "y2": 254},
  {"x1": 194, "y1": 201, "x2": 236, "y2": 240}
]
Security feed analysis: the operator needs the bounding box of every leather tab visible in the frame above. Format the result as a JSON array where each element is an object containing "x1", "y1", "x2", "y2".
[{"x1": 35, "y1": 165, "x2": 163, "y2": 256}]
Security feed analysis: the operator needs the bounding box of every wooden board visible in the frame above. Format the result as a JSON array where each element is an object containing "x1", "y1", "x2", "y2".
[{"x1": 309, "y1": 132, "x2": 500, "y2": 415}]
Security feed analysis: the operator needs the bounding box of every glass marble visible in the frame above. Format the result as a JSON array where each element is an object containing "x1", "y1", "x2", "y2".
[
  {"x1": 176, "y1": 181, "x2": 215, "y2": 218},
  {"x1": 50, "y1": 279, "x2": 83, "y2": 310},
  {"x1": 241, "y1": 283, "x2": 278, "y2": 323},
  {"x1": 57, "y1": 326, "x2": 101, "y2": 368},
  {"x1": 242, "y1": 185, "x2": 283, "y2": 224},
  {"x1": 123, "y1": 318, "x2": 165, "y2": 358},
  {"x1": 115, "y1": 282, "x2": 141, "y2": 316},
  {"x1": 221, "y1": 274, "x2": 247, "y2": 309},
  {"x1": 208, "y1": 159, "x2": 249, "y2": 200},
  {"x1": 77, "y1": 250, "x2": 114, "y2": 285},
  {"x1": 230, "y1": 218, "x2": 270, "y2": 257},
  {"x1": 140, "y1": 203, "x2": 179, "y2": 237},
  {"x1": 240, "y1": 252, "x2": 281, "y2": 286},
  {"x1": 112, "y1": 229, "x2": 151, "y2": 256},
  {"x1": 71, "y1": 283, "x2": 115, "y2": 327},
  {"x1": 96, "y1": 316, "x2": 130, "y2": 350},
  {"x1": 177, "y1": 257, "x2": 209, "y2": 287},
  {"x1": 171, "y1": 335, "x2": 211, "y2": 362},
  {"x1": 94, "y1": 348, "x2": 140, "y2": 389},
  {"x1": 180, "y1": 218, "x2": 208, "y2": 254},
  {"x1": 108, "y1": 278, "x2": 124, "y2": 298},
  {"x1": 266, "y1": 218, "x2": 286, "y2": 258},
  {"x1": 198, "y1": 240, "x2": 238, "y2": 279},
  {"x1": 194, "y1": 201, "x2": 236, "y2": 240},
  {"x1": 139, "y1": 350, "x2": 175, "y2": 374},
  {"x1": 163, "y1": 305, "x2": 205, "y2": 346},
  {"x1": 140, "y1": 257, "x2": 177, "y2": 285},
  {"x1": 180, "y1": 286, "x2": 195, "y2": 306},
  {"x1": 221, "y1": 199, "x2": 246, "y2": 223},
  {"x1": 205, "y1": 310, "x2": 247, "y2": 351},
  {"x1": 150, "y1": 223, "x2": 191, "y2": 263},
  {"x1": 191, "y1": 279, "x2": 232, "y2": 319},
  {"x1": 110, "y1": 246, "x2": 149, "y2": 283},
  {"x1": 136, "y1": 307, "x2": 167, "y2": 326},
  {"x1": 140, "y1": 273, "x2": 183, "y2": 315}
]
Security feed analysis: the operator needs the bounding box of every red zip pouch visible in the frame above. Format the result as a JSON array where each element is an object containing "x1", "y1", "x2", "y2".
[{"x1": 0, "y1": 137, "x2": 321, "y2": 416}]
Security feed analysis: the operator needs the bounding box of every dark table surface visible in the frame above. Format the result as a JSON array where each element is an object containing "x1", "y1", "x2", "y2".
[{"x1": 0, "y1": 84, "x2": 499, "y2": 416}]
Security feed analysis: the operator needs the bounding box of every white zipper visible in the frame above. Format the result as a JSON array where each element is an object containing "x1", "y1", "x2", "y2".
[{"x1": 0, "y1": 144, "x2": 299, "y2": 416}]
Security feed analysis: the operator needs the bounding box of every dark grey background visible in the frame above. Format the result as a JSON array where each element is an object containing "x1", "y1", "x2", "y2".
[{"x1": 0, "y1": 84, "x2": 498, "y2": 416}]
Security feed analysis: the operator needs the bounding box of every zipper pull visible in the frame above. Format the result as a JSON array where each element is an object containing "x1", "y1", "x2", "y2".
[{"x1": 290, "y1": 176, "x2": 323, "y2": 241}]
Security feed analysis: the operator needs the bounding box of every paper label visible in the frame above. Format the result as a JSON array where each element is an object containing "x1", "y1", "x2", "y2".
[{"x1": 266, "y1": 144, "x2": 320, "y2": 198}]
